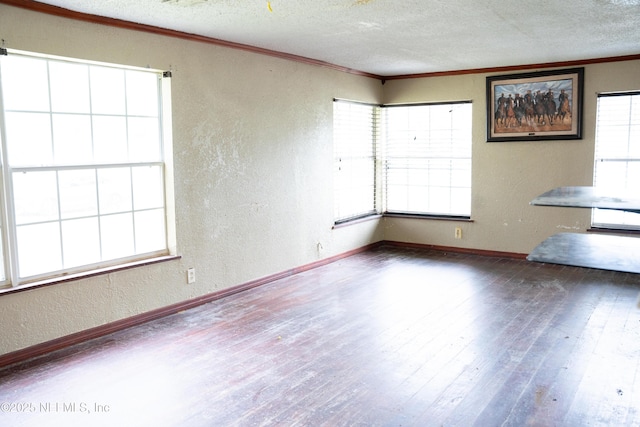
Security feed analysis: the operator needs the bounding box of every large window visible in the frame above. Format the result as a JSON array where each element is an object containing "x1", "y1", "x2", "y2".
[
  {"x1": 593, "y1": 92, "x2": 640, "y2": 230},
  {"x1": 333, "y1": 100, "x2": 379, "y2": 223},
  {"x1": 333, "y1": 100, "x2": 472, "y2": 223},
  {"x1": 0, "y1": 50, "x2": 173, "y2": 287},
  {"x1": 383, "y1": 102, "x2": 472, "y2": 217}
]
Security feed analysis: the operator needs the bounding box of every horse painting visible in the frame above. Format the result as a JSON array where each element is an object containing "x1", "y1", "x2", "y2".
[{"x1": 487, "y1": 68, "x2": 583, "y2": 141}]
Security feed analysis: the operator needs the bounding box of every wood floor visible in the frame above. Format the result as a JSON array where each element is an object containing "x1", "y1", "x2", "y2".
[{"x1": 1, "y1": 245, "x2": 639, "y2": 426}]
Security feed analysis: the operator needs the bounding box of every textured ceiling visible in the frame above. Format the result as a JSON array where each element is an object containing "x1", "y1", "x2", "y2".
[{"x1": 25, "y1": 0, "x2": 640, "y2": 76}]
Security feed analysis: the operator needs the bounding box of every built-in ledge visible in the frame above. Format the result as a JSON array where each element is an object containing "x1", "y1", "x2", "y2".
[
  {"x1": 528, "y1": 186, "x2": 640, "y2": 274},
  {"x1": 527, "y1": 232, "x2": 640, "y2": 274}
]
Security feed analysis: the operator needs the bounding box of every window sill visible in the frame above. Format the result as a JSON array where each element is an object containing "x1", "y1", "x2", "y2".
[
  {"x1": 333, "y1": 212, "x2": 474, "y2": 228},
  {"x1": 587, "y1": 227, "x2": 640, "y2": 235},
  {"x1": 0, "y1": 255, "x2": 182, "y2": 296},
  {"x1": 333, "y1": 214, "x2": 383, "y2": 229},
  {"x1": 383, "y1": 212, "x2": 473, "y2": 222}
]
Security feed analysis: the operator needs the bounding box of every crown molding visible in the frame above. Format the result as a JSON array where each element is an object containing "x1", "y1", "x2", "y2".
[{"x1": 2, "y1": 1, "x2": 639, "y2": 81}]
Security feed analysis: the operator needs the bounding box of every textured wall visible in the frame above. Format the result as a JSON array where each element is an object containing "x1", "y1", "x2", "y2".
[{"x1": 0, "y1": 4, "x2": 383, "y2": 356}]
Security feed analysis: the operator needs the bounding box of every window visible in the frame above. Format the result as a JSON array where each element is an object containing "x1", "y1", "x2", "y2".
[
  {"x1": 592, "y1": 92, "x2": 640, "y2": 230},
  {"x1": 333, "y1": 100, "x2": 472, "y2": 223},
  {"x1": 383, "y1": 102, "x2": 472, "y2": 217},
  {"x1": 333, "y1": 100, "x2": 379, "y2": 223},
  {"x1": 0, "y1": 50, "x2": 174, "y2": 287}
]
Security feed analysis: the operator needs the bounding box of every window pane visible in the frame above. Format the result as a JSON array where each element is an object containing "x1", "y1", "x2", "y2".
[
  {"x1": 52, "y1": 114, "x2": 93, "y2": 165},
  {"x1": 598, "y1": 127, "x2": 632, "y2": 158},
  {"x1": 17, "y1": 222, "x2": 62, "y2": 277},
  {"x1": 426, "y1": 186, "x2": 448, "y2": 214},
  {"x1": 101, "y1": 213, "x2": 134, "y2": 260},
  {"x1": 451, "y1": 159, "x2": 472, "y2": 187},
  {"x1": 593, "y1": 208, "x2": 640, "y2": 228},
  {"x1": 386, "y1": 186, "x2": 407, "y2": 211},
  {"x1": 126, "y1": 70, "x2": 159, "y2": 116},
  {"x1": 98, "y1": 168, "x2": 132, "y2": 214},
  {"x1": 93, "y1": 116, "x2": 128, "y2": 163},
  {"x1": 128, "y1": 117, "x2": 161, "y2": 162},
  {"x1": 595, "y1": 161, "x2": 626, "y2": 188},
  {"x1": 62, "y1": 217, "x2": 100, "y2": 268},
  {"x1": 49, "y1": 61, "x2": 90, "y2": 113},
  {"x1": 13, "y1": 171, "x2": 59, "y2": 225},
  {"x1": 630, "y1": 125, "x2": 640, "y2": 157},
  {"x1": 451, "y1": 187, "x2": 472, "y2": 216},
  {"x1": 408, "y1": 185, "x2": 428, "y2": 213},
  {"x1": 135, "y1": 209, "x2": 166, "y2": 254},
  {"x1": 90, "y1": 66, "x2": 126, "y2": 115},
  {"x1": 0, "y1": 55, "x2": 49, "y2": 111},
  {"x1": 58, "y1": 169, "x2": 98, "y2": 219},
  {"x1": 4, "y1": 112, "x2": 53, "y2": 166},
  {"x1": 132, "y1": 166, "x2": 164, "y2": 210},
  {"x1": 428, "y1": 159, "x2": 452, "y2": 185}
]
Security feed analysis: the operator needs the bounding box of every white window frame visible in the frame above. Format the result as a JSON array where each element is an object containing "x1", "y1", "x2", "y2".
[
  {"x1": 0, "y1": 49, "x2": 176, "y2": 288},
  {"x1": 592, "y1": 91, "x2": 640, "y2": 230},
  {"x1": 382, "y1": 102, "x2": 472, "y2": 218},
  {"x1": 332, "y1": 99, "x2": 472, "y2": 224}
]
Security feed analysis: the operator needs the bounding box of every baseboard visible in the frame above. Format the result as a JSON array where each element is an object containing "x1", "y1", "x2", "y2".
[
  {"x1": 379, "y1": 240, "x2": 528, "y2": 260},
  {"x1": 0, "y1": 240, "x2": 524, "y2": 368},
  {"x1": 0, "y1": 242, "x2": 380, "y2": 369}
]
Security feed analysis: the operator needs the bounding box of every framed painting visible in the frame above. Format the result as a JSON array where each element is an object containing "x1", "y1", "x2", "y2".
[{"x1": 486, "y1": 67, "x2": 584, "y2": 142}]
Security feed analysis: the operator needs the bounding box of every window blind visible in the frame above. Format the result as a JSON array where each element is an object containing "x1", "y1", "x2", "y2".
[
  {"x1": 382, "y1": 102, "x2": 472, "y2": 217},
  {"x1": 333, "y1": 99, "x2": 379, "y2": 223}
]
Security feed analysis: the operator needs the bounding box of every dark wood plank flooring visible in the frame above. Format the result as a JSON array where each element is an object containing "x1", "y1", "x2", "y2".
[{"x1": 1, "y1": 245, "x2": 639, "y2": 426}]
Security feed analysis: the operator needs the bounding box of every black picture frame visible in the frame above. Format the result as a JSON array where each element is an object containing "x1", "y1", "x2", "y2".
[{"x1": 486, "y1": 67, "x2": 584, "y2": 142}]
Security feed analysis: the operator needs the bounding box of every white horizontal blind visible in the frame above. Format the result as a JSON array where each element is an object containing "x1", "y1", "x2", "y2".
[
  {"x1": 333, "y1": 100, "x2": 379, "y2": 223},
  {"x1": 593, "y1": 93, "x2": 640, "y2": 229},
  {"x1": 383, "y1": 102, "x2": 472, "y2": 216},
  {"x1": 0, "y1": 51, "x2": 169, "y2": 284}
]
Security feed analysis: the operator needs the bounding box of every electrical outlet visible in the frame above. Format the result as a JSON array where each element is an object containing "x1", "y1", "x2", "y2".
[
  {"x1": 455, "y1": 227, "x2": 462, "y2": 239},
  {"x1": 187, "y1": 267, "x2": 196, "y2": 284}
]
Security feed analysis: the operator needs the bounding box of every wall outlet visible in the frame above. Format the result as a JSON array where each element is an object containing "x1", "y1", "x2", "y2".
[
  {"x1": 187, "y1": 267, "x2": 196, "y2": 284},
  {"x1": 454, "y1": 227, "x2": 462, "y2": 239}
]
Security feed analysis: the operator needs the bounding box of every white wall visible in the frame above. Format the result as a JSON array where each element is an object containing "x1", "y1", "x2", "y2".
[{"x1": 0, "y1": 4, "x2": 383, "y2": 356}]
